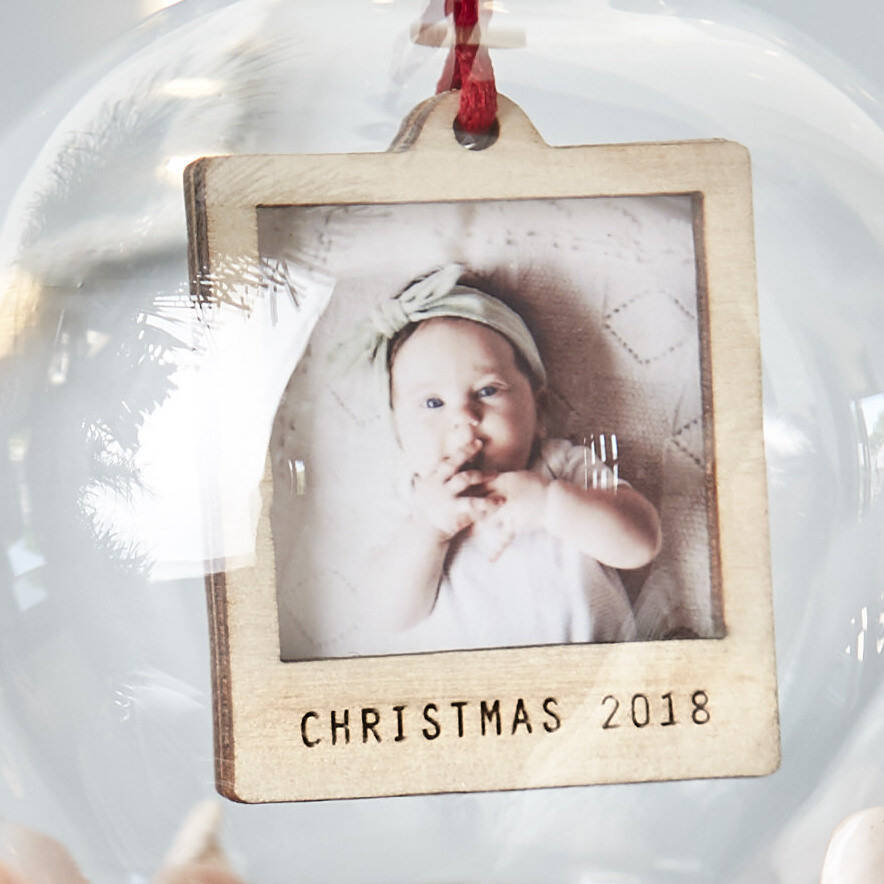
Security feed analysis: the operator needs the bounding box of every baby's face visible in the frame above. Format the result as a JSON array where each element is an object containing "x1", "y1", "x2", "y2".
[{"x1": 390, "y1": 318, "x2": 539, "y2": 476}]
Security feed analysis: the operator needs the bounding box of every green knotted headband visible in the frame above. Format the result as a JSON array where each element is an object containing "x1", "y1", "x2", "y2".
[{"x1": 355, "y1": 264, "x2": 546, "y2": 403}]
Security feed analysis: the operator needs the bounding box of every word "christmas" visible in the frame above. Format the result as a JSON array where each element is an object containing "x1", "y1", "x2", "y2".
[{"x1": 298, "y1": 697, "x2": 562, "y2": 747}]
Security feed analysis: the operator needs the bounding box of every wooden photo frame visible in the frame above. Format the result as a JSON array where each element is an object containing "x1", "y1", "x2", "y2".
[{"x1": 184, "y1": 92, "x2": 779, "y2": 803}]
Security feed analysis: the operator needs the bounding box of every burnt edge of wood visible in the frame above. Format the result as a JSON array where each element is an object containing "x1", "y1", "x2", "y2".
[
  {"x1": 388, "y1": 92, "x2": 449, "y2": 153},
  {"x1": 691, "y1": 192, "x2": 726, "y2": 639},
  {"x1": 184, "y1": 163, "x2": 238, "y2": 798},
  {"x1": 205, "y1": 571, "x2": 237, "y2": 799},
  {"x1": 183, "y1": 161, "x2": 213, "y2": 308}
]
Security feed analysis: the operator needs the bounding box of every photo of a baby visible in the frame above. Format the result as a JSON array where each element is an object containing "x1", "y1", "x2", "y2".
[
  {"x1": 259, "y1": 196, "x2": 719, "y2": 661},
  {"x1": 363, "y1": 266, "x2": 660, "y2": 648}
]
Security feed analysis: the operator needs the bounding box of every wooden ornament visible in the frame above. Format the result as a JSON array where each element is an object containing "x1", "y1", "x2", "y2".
[{"x1": 184, "y1": 91, "x2": 779, "y2": 803}]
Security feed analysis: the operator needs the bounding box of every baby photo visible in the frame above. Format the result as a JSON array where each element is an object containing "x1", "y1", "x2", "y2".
[{"x1": 258, "y1": 197, "x2": 720, "y2": 661}]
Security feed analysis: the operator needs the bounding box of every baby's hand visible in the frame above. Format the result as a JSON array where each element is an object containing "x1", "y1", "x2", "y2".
[
  {"x1": 411, "y1": 439, "x2": 499, "y2": 541},
  {"x1": 481, "y1": 471, "x2": 550, "y2": 559}
]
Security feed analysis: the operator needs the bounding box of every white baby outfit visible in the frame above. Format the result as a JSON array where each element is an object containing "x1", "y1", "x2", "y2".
[{"x1": 401, "y1": 438, "x2": 637, "y2": 653}]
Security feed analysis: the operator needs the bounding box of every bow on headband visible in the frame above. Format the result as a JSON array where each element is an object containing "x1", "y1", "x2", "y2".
[{"x1": 355, "y1": 264, "x2": 546, "y2": 400}]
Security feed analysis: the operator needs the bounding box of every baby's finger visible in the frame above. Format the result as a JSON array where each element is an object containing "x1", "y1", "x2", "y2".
[
  {"x1": 484, "y1": 472, "x2": 517, "y2": 495},
  {"x1": 452, "y1": 496, "x2": 498, "y2": 527},
  {"x1": 442, "y1": 438, "x2": 483, "y2": 475},
  {"x1": 474, "y1": 496, "x2": 505, "y2": 518},
  {"x1": 429, "y1": 457, "x2": 462, "y2": 484},
  {"x1": 421, "y1": 458, "x2": 460, "y2": 485},
  {"x1": 449, "y1": 501, "x2": 478, "y2": 533},
  {"x1": 446, "y1": 469, "x2": 496, "y2": 496}
]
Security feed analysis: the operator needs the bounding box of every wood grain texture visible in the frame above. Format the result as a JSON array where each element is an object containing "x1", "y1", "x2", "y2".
[{"x1": 183, "y1": 92, "x2": 779, "y2": 803}]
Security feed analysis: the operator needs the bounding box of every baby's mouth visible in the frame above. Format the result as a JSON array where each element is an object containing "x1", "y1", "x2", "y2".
[
  {"x1": 459, "y1": 450, "x2": 484, "y2": 473},
  {"x1": 456, "y1": 448, "x2": 490, "y2": 498}
]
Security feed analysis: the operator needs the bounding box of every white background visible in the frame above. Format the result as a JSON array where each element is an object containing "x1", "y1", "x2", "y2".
[{"x1": 2, "y1": 0, "x2": 883, "y2": 136}]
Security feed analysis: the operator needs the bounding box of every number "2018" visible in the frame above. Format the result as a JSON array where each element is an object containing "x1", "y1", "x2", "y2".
[{"x1": 601, "y1": 691, "x2": 710, "y2": 729}]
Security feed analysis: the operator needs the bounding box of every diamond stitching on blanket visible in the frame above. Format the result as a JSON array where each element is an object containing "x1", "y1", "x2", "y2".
[
  {"x1": 671, "y1": 416, "x2": 704, "y2": 468},
  {"x1": 604, "y1": 290, "x2": 693, "y2": 365}
]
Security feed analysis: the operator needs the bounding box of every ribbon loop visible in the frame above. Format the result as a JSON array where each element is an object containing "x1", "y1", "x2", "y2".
[{"x1": 435, "y1": 0, "x2": 498, "y2": 133}]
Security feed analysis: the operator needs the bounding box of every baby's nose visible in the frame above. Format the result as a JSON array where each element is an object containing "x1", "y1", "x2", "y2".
[
  {"x1": 447, "y1": 424, "x2": 479, "y2": 460},
  {"x1": 448, "y1": 404, "x2": 481, "y2": 441}
]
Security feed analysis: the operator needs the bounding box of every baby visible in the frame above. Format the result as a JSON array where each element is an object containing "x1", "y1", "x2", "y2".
[{"x1": 363, "y1": 265, "x2": 661, "y2": 650}]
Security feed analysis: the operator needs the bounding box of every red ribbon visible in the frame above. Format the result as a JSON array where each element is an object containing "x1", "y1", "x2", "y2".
[{"x1": 435, "y1": 0, "x2": 497, "y2": 132}]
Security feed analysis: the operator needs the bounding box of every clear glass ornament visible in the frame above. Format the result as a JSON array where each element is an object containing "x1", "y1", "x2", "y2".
[{"x1": 0, "y1": 0, "x2": 882, "y2": 881}]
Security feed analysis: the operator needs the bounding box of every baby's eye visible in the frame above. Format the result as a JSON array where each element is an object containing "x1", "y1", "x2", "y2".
[
  {"x1": 477, "y1": 385, "x2": 499, "y2": 398},
  {"x1": 423, "y1": 396, "x2": 444, "y2": 409}
]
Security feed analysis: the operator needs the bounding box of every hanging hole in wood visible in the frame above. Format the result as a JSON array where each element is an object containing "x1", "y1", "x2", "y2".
[{"x1": 453, "y1": 116, "x2": 500, "y2": 150}]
